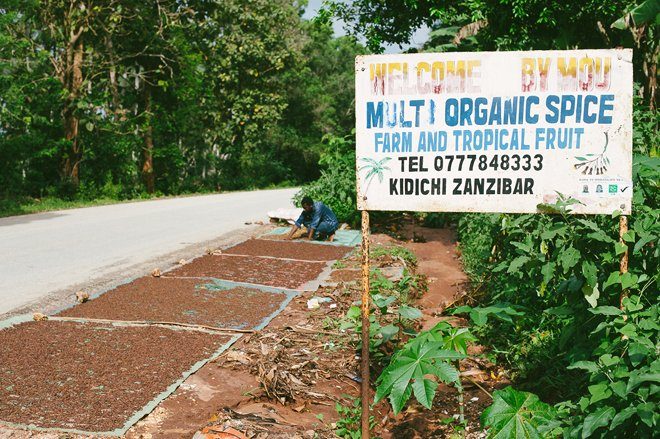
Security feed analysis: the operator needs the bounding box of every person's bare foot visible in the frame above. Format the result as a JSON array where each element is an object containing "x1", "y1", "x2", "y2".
[{"x1": 327, "y1": 233, "x2": 335, "y2": 242}]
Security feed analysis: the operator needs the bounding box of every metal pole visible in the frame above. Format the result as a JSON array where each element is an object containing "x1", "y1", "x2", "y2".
[
  {"x1": 619, "y1": 215, "x2": 629, "y2": 310},
  {"x1": 360, "y1": 210, "x2": 371, "y2": 438}
]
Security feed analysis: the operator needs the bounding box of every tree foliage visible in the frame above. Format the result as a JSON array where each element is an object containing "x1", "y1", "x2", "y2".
[{"x1": 0, "y1": 1, "x2": 364, "y2": 203}]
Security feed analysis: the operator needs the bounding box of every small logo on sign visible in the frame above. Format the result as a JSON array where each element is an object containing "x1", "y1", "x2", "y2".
[{"x1": 609, "y1": 184, "x2": 618, "y2": 193}]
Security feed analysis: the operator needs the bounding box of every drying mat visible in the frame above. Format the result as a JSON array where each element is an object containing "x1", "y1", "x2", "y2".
[
  {"x1": 165, "y1": 254, "x2": 328, "y2": 290},
  {"x1": 0, "y1": 317, "x2": 239, "y2": 436},
  {"x1": 260, "y1": 227, "x2": 362, "y2": 247},
  {"x1": 223, "y1": 239, "x2": 353, "y2": 261},
  {"x1": 57, "y1": 277, "x2": 296, "y2": 331}
]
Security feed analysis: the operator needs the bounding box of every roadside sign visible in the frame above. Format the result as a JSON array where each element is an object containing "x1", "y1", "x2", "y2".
[{"x1": 355, "y1": 49, "x2": 633, "y2": 214}]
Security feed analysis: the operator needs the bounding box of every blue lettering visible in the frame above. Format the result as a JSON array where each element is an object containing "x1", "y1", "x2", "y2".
[
  {"x1": 445, "y1": 99, "x2": 459, "y2": 126},
  {"x1": 598, "y1": 94, "x2": 614, "y2": 124},
  {"x1": 366, "y1": 101, "x2": 383, "y2": 128},
  {"x1": 545, "y1": 95, "x2": 560, "y2": 123}
]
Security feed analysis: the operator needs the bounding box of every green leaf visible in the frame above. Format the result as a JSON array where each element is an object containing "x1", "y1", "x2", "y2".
[
  {"x1": 620, "y1": 273, "x2": 639, "y2": 290},
  {"x1": 628, "y1": 343, "x2": 649, "y2": 367},
  {"x1": 429, "y1": 360, "x2": 460, "y2": 384},
  {"x1": 559, "y1": 247, "x2": 581, "y2": 271},
  {"x1": 582, "y1": 283, "x2": 600, "y2": 308},
  {"x1": 602, "y1": 272, "x2": 621, "y2": 290},
  {"x1": 375, "y1": 339, "x2": 463, "y2": 415},
  {"x1": 588, "y1": 383, "x2": 611, "y2": 404},
  {"x1": 345, "y1": 305, "x2": 360, "y2": 320},
  {"x1": 450, "y1": 305, "x2": 472, "y2": 315},
  {"x1": 636, "y1": 402, "x2": 655, "y2": 427},
  {"x1": 599, "y1": 354, "x2": 620, "y2": 367},
  {"x1": 581, "y1": 261, "x2": 598, "y2": 287},
  {"x1": 615, "y1": 242, "x2": 628, "y2": 255},
  {"x1": 627, "y1": 371, "x2": 660, "y2": 393},
  {"x1": 411, "y1": 369, "x2": 438, "y2": 409},
  {"x1": 379, "y1": 324, "x2": 400, "y2": 342},
  {"x1": 398, "y1": 305, "x2": 422, "y2": 320},
  {"x1": 372, "y1": 294, "x2": 396, "y2": 312},
  {"x1": 581, "y1": 406, "x2": 615, "y2": 438},
  {"x1": 470, "y1": 308, "x2": 488, "y2": 326},
  {"x1": 511, "y1": 241, "x2": 532, "y2": 253},
  {"x1": 610, "y1": 381, "x2": 627, "y2": 398},
  {"x1": 609, "y1": 406, "x2": 636, "y2": 430},
  {"x1": 481, "y1": 387, "x2": 555, "y2": 438},
  {"x1": 507, "y1": 255, "x2": 530, "y2": 273},
  {"x1": 612, "y1": 0, "x2": 660, "y2": 29},
  {"x1": 541, "y1": 262, "x2": 555, "y2": 284},
  {"x1": 588, "y1": 306, "x2": 622, "y2": 316},
  {"x1": 568, "y1": 361, "x2": 598, "y2": 373},
  {"x1": 622, "y1": 230, "x2": 636, "y2": 242}
]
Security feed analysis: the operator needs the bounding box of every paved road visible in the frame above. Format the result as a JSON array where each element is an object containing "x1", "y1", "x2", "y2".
[{"x1": 0, "y1": 188, "x2": 299, "y2": 315}]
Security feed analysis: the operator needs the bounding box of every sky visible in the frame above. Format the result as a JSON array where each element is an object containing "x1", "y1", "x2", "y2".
[{"x1": 301, "y1": 0, "x2": 430, "y2": 54}]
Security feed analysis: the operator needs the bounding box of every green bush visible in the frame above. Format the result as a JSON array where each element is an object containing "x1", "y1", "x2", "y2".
[
  {"x1": 455, "y1": 154, "x2": 658, "y2": 437},
  {"x1": 455, "y1": 90, "x2": 659, "y2": 437},
  {"x1": 294, "y1": 133, "x2": 359, "y2": 226}
]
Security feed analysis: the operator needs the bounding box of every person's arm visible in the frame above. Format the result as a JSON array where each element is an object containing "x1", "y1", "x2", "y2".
[
  {"x1": 288, "y1": 212, "x2": 305, "y2": 240},
  {"x1": 286, "y1": 224, "x2": 299, "y2": 240}
]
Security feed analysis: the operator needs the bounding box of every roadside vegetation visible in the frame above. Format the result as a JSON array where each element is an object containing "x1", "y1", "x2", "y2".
[
  {"x1": 306, "y1": 1, "x2": 659, "y2": 438},
  {"x1": 0, "y1": 1, "x2": 363, "y2": 216},
  {"x1": 2, "y1": 0, "x2": 657, "y2": 437}
]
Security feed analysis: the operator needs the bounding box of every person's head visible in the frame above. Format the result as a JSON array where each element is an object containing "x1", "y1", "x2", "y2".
[{"x1": 301, "y1": 196, "x2": 314, "y2": 213}]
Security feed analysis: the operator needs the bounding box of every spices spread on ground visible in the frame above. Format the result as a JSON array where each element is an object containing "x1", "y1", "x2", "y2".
[
  {"x1": 58, "y1": 277, "x2": 288, "y2": 330},
  {"x1": 165, "y1": 255, "x2": 327, "y2": 289},
  {"x1": 0, "y1": 320, "x2": 231, "y2": 433},
  {"x1": 223, "y1": 239, "x2": 352, "y2": 261}
]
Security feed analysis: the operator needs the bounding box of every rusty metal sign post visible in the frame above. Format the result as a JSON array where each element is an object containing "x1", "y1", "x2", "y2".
[{"x1": 359, "y1": 210, "x2": 371, "y2": 438}]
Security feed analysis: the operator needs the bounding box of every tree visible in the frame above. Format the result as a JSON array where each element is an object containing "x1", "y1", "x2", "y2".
[{"x1": 324, "y1": 0, "x2": 658, "y2": 109}]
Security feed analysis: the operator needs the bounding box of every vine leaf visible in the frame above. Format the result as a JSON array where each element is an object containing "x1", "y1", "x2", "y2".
[{"x1": 581, "y1": 406, "x2": 615, "y2": 438}]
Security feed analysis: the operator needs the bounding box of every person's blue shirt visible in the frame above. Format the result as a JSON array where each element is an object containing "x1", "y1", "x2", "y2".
[{"x1": 295, "y1": 201, "x2": 338, "y2": 231}]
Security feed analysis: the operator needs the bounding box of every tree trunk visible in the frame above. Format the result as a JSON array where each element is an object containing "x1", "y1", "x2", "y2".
[
  {"x1": 62, "y1": 32, "x2": 84, "y2": 187},
  {"x1": 142, "y1": 86, "x2": 155, "y2": 194},
  {"x1": 644, "y1": 45, "x2": 658, "y2": 111},
  {"x1": 104, "y1": 34, "x2": 121, "y2": 112}
]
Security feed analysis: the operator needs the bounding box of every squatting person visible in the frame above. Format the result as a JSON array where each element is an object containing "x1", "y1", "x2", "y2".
[{"x1": 287, "y1": 196, "x2": 339, "y2": 241}]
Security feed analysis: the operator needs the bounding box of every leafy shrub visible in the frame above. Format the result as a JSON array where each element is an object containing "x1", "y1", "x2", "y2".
[
  {"x1": 457, "y1": 153, "x2": 659, "y2": 437},
  {"x1": 334, "y1": 397, "x2": 375, "y2": 438},
  {"x1": 375, "y1": 322, "x2": 474, "y2": 415},
  {"x1": 295, "y1": 133, "x2": 359, "y2": 226}
]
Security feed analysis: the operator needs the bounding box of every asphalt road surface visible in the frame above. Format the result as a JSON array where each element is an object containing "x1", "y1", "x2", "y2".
[{"x1": 0, "y1": 188, "x2": 299, "y2": 316}]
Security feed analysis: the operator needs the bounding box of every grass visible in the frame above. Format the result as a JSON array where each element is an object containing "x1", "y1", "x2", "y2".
[
  {"x1": 0, "y1": 185, "x2": 300, "y2": 219},
  {"x1": 0, "y1": 197, "x2": 128, "y2": 218}
]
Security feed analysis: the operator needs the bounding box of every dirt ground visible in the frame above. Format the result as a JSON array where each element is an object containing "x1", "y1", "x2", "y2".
[
  {"x1": 125, "y1": 226, "x2": 501, "y2": 439},
  {"x1": 0, "y1": 224, "x2": 504, "y2": 439}
]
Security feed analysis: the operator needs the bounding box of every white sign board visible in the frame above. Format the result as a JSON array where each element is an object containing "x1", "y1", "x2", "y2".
[{"x1": 355, "y1": 49, "x2": 633, "y2": 214}]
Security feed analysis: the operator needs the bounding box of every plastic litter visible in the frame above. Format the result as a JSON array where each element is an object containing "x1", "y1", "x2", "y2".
[{"x1": 307, "y1": 296, "x2": 332, "y2": 309}]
